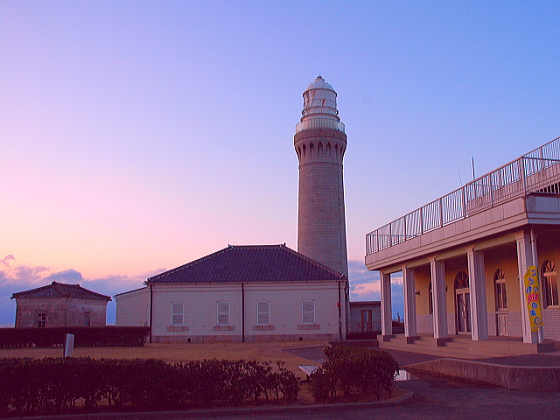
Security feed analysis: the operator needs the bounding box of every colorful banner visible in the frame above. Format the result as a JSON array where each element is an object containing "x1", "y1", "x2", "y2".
[{"x1": 524, "y1": 266, "x2": 544, "y2": 331}]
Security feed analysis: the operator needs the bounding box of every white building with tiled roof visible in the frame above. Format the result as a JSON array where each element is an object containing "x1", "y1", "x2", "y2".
[
  {"x1": 11, "y1": 281, "x2": 111, "y2": 328},
  {"x1": 115, "y1": 244, "x2": 349, "y2": 343}
]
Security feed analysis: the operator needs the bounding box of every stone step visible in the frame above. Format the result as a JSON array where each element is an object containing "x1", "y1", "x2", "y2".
[
  {"x1": 375, "y1": 334, "x2": 556, "y2": 358},
  {"x1": 378, "y1": 340, "x2": 486, "y2": 360}
]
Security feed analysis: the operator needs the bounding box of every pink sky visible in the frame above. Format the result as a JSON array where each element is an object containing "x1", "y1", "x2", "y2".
[{"x1": 2, "y1": 1, "x2": 559, "y2": 324}]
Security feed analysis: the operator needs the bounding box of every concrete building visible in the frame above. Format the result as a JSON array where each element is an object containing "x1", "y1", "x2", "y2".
[
  {"x1": 348, "y1": 301, "x2": 381, "y2": 336},
  {"x1": 366, "y1": 137, "x2": 560, "y2": 354},
  {"x1": 116, "y1": 245, "x2": 348, "y2": 343},
  {"x1": 11, "y1": 281, "x2": 111, "y2": 328},
  {"x1": 295, "y1": 76, "x2": 348, "y2": 277}
]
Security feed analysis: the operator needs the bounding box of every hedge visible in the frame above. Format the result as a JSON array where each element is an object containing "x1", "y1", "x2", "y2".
[
  {"x1": 0, "y1": 326, "x2": 150, "y2": 348},
  {"x1": 0, "y1": 357, "x2": 299, "y2": 416},
  {"x1": 310, "y1": 346, "x2": 399, "y2": 402}
]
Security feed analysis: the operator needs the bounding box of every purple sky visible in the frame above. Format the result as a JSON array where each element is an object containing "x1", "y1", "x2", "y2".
[{"x1": 1, "y1": 1, "x2": 559, "y2": 325}]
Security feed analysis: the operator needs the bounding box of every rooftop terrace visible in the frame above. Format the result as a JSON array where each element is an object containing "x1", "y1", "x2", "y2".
[{"x1": 366, "y1": 136, "x2": 560, "y2": 256}]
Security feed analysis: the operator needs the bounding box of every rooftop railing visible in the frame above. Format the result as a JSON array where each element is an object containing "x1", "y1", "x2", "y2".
[{"x1": 366, "y1": 136, "x2": 560, "y2": 255}]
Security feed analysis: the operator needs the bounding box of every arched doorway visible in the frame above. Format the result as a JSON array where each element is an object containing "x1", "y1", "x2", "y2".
[{"x1": 455, "y1": 271, "x2": 471, "y2": 333}]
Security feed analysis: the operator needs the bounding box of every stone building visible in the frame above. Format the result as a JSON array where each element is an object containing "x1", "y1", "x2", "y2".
[
  {"x1": 348, "y1": 301, "x2": 381, "y2": 335},
  {"x1": 11, "y1": 281, "x2": 111, "y2": 328},
  {"x1": 366, "y1": 136, "x2": 560, "y2": 354}
]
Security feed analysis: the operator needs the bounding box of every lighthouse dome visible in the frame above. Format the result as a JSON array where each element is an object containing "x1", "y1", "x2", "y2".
[{"x1": 297, "y1": 76, "x2": 345, "y2": 133}]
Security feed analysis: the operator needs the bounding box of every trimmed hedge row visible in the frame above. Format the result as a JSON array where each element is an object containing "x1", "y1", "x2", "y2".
[
  {"x1": 0, "y1": 357, "x2": 299, "y2": 415},
  {"x1": 310, "y1": 346, "x2": 399, "y2": 402},
  {"x1": 0, "y1": 326, "x2": 150, "y2": 348}
]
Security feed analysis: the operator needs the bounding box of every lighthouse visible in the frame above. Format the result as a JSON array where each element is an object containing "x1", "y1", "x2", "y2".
[{"x1": 294, "y1": 76, "x2": 348, "y2": 276}]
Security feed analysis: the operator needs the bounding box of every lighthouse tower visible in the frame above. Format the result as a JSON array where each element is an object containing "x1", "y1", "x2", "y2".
[{"x1": 294, "y1": 76, "x2": 348, "y2": 276}]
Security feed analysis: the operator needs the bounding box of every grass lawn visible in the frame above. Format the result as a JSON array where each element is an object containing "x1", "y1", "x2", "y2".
[{"x1": 0, "y1": 341, "x2": 328, "y2": 381}]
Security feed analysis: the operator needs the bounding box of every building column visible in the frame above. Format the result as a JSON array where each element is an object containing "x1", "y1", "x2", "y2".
[
  {"x1": 516, "y1": 231, "x2": 539, "y2": 343},
  {"x1": 467, "y1": 250, "x2": 488, "y2": 341},
  {"x1": 430, "y1": 259, "x2": 448, "y2": 342},
  {"x1": 380, "y1": 271, "x2": 393, "y2": 337},
  {"x1": 403, "y1": 266, "x2": 419, "y2": 342}
]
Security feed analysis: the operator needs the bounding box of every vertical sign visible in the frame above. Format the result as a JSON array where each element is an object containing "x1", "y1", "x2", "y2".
[
  {"x1": 63, "y1": 333, "x2": 75, "y2": 357},
  {"x1": 524, "y1": 266, "x2": 544, "y2": 331}
]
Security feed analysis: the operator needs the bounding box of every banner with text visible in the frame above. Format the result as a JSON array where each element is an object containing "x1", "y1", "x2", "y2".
[{"x1": 524, "y1": 266, "x2": 544, "y2": 331}]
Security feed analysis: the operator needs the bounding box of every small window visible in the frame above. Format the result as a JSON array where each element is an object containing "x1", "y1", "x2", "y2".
[
  {"x1": 257, "y1": 301, "x2": 270, "y2": 325},
  {"x1": 171, "y1": 302, "x2": 184, "y2": 326},
  {"x1": 217, "y1": 301, "x2": 230, "y2": 325},
  {"x1": 302, "y1": 300, "x2": 316, "y2": 324},
  {"x1": 494, "y1": 269, "x2": 508, "y2": 311},
  {"x1": 543, "y1": 260, "x2": 558, "y2": 307},
  {"x1": 36, "y1": 312, "x2": 46, "y2": 328},
  {"x1": 84, "y1": 312, "x2": 91, "y2": 327}
]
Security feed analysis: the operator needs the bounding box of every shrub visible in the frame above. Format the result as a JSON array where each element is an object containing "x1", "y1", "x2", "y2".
[
  {"x1": 310, "y1": 346, "x2": 399, "y2": 403},
  {"x1": 0, "y1": 326, "x2": 150, "y2": 348},
  {"x1": 0, "y1": 356, "x2": 300, "y2": 415}
]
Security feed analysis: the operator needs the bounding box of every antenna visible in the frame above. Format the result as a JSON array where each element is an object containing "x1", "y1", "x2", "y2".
[{"x1": 471, "y1": 156, "x2": 476, "y2": 180}]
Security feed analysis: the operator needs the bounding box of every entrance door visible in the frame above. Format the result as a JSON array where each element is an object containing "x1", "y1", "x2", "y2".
[
  {"x1": 456, "y1": 289, "x2": 471, "y2": 333},
  {"x1": 454, "y1": 271, "x2": 471, "y2": 333},
  {"x1": 361, "y1": 310, "x2": 373, "y2": 332}
]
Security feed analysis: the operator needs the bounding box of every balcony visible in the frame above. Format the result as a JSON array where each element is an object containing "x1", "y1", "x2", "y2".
[{"x1": 366, "y1": 137, "x2": 560, "y2": 256}]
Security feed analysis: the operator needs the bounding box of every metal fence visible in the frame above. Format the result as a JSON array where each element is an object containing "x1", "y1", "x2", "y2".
[{"x1": 366, "y1": 136, "x2": 560, "y2": 255}]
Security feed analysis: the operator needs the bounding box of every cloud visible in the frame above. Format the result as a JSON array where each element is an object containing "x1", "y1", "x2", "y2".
[
  {"x1": 44, "y1": 269, "x2": 83, "y2": 283},
  {"x1": 347, "y1": 260, "x2": 404, "y2": 320},
  {"x1": 1, "y1": 255, "x2": 15, "y2": 266}
]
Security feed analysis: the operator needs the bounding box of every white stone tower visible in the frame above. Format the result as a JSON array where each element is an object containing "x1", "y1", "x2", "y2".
[{"x1": 294, "y1": 76, "x2": 348, "y2": 276}]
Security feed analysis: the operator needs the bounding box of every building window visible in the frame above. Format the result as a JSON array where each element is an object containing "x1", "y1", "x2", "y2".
[
  {"x1": 302, "y1": 299, "x2": 316, "y2": 324},
  {"x1": 217, "y1": 301, "x2": 230, "y2": 325},
  {"x1": 36, "y1": 312, "x2": 46, "y2": 328},
  {"x1": 171, "y1": 302, "x2": 184, "y2": 326},
  {"x1": 257, "y1": 301, "x2": 270, "y2": 325},
  {"x1": 494, "y1": 269, "x2": 508, "y2": 311},
  {"x1": 84, "y1": 312, "x2": 91, "y2": 327},
  {"x1": 542, "y1": 260, "x2": 558, "y2": 307},
  {"x1": 428, "y1": 281, "x2": 433, "y2": 315}
]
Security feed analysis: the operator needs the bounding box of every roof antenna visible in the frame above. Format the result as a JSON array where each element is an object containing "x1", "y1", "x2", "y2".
[{"x1": 471, "y1": 155, "x2": 476, "y2": 180}]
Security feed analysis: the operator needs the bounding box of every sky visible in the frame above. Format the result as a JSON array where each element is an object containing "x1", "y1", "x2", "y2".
[{"x1": 1, "y1": 1, "x2": 559, "y2": 326}]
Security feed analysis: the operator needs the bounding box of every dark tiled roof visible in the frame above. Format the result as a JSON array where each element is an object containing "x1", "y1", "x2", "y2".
[
  {"x1": 146, "y1": 244, "x2": 346, "y2": 285},
  {"x1": 11, "y1": 282, "x2": 111, "y2": 301}
]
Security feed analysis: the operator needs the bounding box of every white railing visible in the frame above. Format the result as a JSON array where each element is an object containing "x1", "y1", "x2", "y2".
[
  {"x1": 366, "y1": 136, "x2": 560, "y2": 255},
  {"x1": 296, "y1": 118, "x2": 345, "y2": 133}
]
